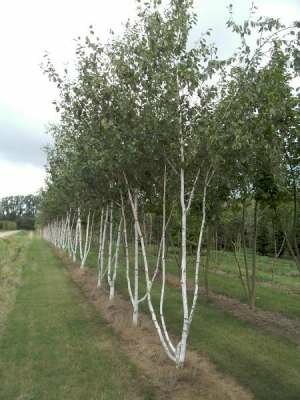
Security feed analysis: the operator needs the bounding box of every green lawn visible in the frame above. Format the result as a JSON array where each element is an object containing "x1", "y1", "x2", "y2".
[
  {"x1": 85, "y1": 246, "x2": 300, "y2": 400},
  {"x1": 2, "y1": 234, "x2": 299, "y2": 400},
  {"x1": 143, "y1": 246, "x2": 300, "y2": 319},
  {"x1": 0, "y1": 235, "x2": 155, "y2": 400},
  {"x1": 209, "y1": 249, "x2": 300, "y2": 288}
]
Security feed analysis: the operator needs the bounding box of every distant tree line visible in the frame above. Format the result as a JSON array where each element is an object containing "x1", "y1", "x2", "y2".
[{"x1": 0, "y1": 195, "x2": 39, "y2": 230}]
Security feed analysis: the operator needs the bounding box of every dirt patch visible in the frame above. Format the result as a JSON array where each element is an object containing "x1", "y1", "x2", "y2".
[
  {"x1": 166, "y1": 274, "x2": 300, "y2": 347},
  {"x1": 54, "y1": 249, "x2": 253, "y2": 400}
]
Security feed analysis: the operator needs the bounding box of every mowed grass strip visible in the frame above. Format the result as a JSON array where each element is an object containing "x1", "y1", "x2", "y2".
[
  {"x1": 198, "y1": 271, "x2": 300, "y2": 319},
  {"x1": 0, "y1": 237, "x2": 155, "y2": 400},
  {"x1": 85, "y1": 248, "x2": 300, "y2": 400},
  {"x1": 144, "y1": 248, "x2": 300, "y2": 319},
  {"x1": 0, "y1": 232, "x2": 30, "y2": 336}
]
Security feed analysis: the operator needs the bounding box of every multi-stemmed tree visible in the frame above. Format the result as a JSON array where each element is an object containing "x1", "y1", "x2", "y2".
[{"x1": 40, "y1": 0, "x2": 299, "y2": 365}]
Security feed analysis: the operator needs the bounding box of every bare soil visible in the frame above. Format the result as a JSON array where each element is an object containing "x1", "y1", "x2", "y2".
[{"x1": 55, "y1": 249, "x2": 253, "y2": 400}]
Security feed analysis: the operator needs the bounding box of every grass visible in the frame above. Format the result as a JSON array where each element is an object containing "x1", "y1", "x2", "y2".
[
  {"x1": 209, "y1": 249, "x2": 300, "y2": 288},
  {"x1": 85, "y1": 245, "x2": 300, "y2": 400},
  {"x1": 2, "y1": 233, "x2": 299, "y2": 400},
  {"x1": 0, "y1": 235, "x2": 156, "y2": 400},
  {"x1": 144, "y1": 246, "x2": 300, "y2": 319},
  {"x1": 0, "y1": 232, "x2": 29, "y2": 336}
]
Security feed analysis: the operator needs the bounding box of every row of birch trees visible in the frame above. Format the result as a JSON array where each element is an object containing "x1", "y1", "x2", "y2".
[{"x1": 40, "y1": 0, "x2": 299, "y2": 366}]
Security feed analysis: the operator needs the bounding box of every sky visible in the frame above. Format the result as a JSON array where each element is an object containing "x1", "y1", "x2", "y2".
[{"x1": 0, "y1": 0, "x2": 299, "y2": 198}]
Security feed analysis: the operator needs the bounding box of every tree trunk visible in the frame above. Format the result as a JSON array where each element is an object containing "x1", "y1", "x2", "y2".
[
  {"x1": 250, "y1": 200, "x2": 258, "y2": 310},
  {"x1": 97, "y1": 205, "x2": 109, "y2": 288},
  {"x1": 204, "y1": 226, "x2": 211, "y2": 297}
]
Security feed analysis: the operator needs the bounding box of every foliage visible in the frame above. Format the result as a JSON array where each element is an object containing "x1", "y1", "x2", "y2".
[{"x1": 0, "y1": 195, "x2": 39, "y2": 230}]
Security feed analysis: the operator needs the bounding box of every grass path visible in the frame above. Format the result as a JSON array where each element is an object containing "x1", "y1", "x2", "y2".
[{"x1": 0, "y1": 236, "x2": 155, "y2": 400}]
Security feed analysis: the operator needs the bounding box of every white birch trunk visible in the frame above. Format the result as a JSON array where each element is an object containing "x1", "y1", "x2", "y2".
[
  {"x1": 72, "y1": 214, "x2": 80, "y2": 262},
  {"x1": 109, "y1": 214, "x2": 122, "y2": 300},
  {"x1": 80, "y1": 210, "x2": 90, "y2": 269},
  {"x1": 106, "y1": 202, "x2": 113, "y2": 292},
  {"x1": 97, "y1": 208, "x2": 104, "y2": 273},
  {"x1": 120, "y1": 193, "x2": 135, "y2": 308},
  {"x1": 80, "y1": 210, "x2": 94, "y2": 269},
  {"x1": 133, "y1": 193, "x2": 139, "y2": 326},
  {"x1": 124, "y1": 173, "x2": 176, "y2": 362},
  {"x1": 78, "y1": 208, "x2": 83, "y2": 262},
  {"x1": 97, "y1": 205, "x2": 109, "y2": 288}
]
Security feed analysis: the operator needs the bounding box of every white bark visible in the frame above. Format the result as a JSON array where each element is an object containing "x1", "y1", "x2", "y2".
[
  {"x1": 160, "y1": 166, "x2": 176, "y2": 354},
  {"x1": 97, "y1": 205, "x2": 109, "y2": 288},
  {"x1": 120, "y1": 193, "x2": 135, "y2": 307},
  {"x1": 97, "y1": 208, "x2": 104, "y2": 272},
  {"x1": 109, "y1": 214, "x2": 122, "y2": 300},
  {"x1": 106, "y1": 202, "x2": 113, "y2": 289},
  {"x1": 133, "y1": 193, "x2": 139, "y2": 325},
  {"x1": 78, "y1": 208, "x2": 83, "y2": 262},
  {"x1": 124, "y1": 173, "x2": 176, "y2": 362},
  {"x1": 72, "y1": 213, "x2": 80, "y2": 262},
  {"x1": 177, "y1": 118, "x2": 189, "y2": 366},
  {"x1": 124, "y1": 147, "x2": 212, "y2": 367},
  {"x1": 80, "y1": 210, "x2": 94, "y2": 269}
]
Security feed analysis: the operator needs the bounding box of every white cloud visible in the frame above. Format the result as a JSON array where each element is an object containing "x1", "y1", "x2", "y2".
[{"x1": 0, "y1": 160, "x2": 45, "y2": 197}]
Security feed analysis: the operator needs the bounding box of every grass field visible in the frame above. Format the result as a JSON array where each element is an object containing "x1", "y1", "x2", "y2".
[
  {"x1": 140, "y1": 245, "x2": 300, "y2": 319},
  {"x1": 0, "y1": 234, "x2": 155, "y2": 400},
  {"x1": 1, "y1": 234, "x2": 299, "y2": 400}
]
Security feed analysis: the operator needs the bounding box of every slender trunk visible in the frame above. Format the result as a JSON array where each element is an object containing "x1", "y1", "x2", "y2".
[
  {"x1": 97, "y1": 205, "x2": 109, "y2": 288},
  {"x1": 233, "y1": 241, "x2": 248, "y2": 298},
  {"x1": 107, "y1": 202, "x2": 113, "y2": 291},
  {"x1": 78, "y1": 208, "x2": 83, "y2": 262},
  {"x1": 241, "y1": 201, "x2": 251, "y2": 301},
  {"x1": 204, "y1": 226, "x2": 211, "y2": 297},
  {"x1": 124, "y1": 174, "x2": 176, "y2": 362},
  {"x1": 143, "y1": 212, "x2": 147, "y2": 246},
  {"x1": 80, "y1": 210, "x2": 91, "y2": 269},
  {"x1": 80, "y1": 211, "x2": 94, "y2": 269},
  {"x1": 109, "y1": 214, "x2": 122, "y2": 300},
  {"x1": 73, "y1": 215, "x2": 80, "y2": 262},
  {"x1": 97, "y1": 208, "x2": 104, "y2": 272},
  {"x1": 178, "y1": 167, "x2": 189, "y2": 366},
  {"x1": 133, "y1": 193, "x2": 139, "y2": 326},
  {"x1": 250, "y1": 200, "x2": 258, "y2": 310},
  {"x1": 120, "y1": 193, "x2": 134, "y2": 308},
  {"x1": 160, "y1": 165, "x2": 176, "y2": 354},
  {"x1": 149, "y1": 214, "x2": 153, "y2": 246}
]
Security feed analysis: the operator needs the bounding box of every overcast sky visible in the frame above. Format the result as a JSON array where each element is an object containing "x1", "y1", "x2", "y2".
[{"x1": 0, "y1": 0, "x2": 299, "y2": 198}]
